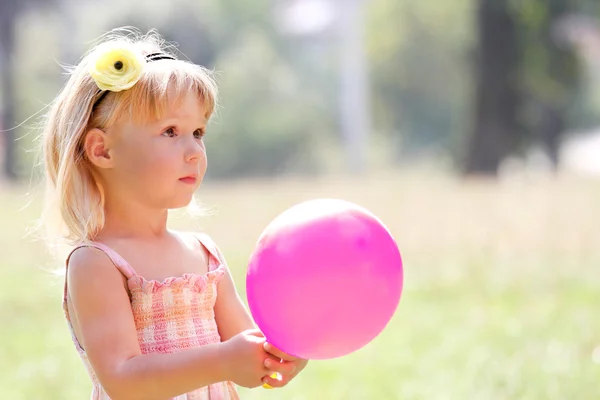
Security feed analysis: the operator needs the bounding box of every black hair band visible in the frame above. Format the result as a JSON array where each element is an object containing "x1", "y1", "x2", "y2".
[{"x1": 145, "y1": 52, "x2": 176, "y2": 62}]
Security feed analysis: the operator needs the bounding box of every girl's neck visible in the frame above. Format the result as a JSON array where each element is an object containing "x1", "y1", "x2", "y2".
[{"x1": 99, "y1": 199, "x2": 170, "y2": 240}]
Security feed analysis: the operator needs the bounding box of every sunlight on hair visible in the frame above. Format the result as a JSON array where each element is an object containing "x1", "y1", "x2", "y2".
[{"x1": 169, "y1": 193, "x2": 218, "y2": 226}]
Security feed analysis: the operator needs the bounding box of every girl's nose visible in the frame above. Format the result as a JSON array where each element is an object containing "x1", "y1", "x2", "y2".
[{"x1": 185, "y1": 136, "x2": 205, "y2": 162}]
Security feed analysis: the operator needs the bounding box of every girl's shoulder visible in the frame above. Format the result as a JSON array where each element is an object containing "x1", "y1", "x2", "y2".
[
  {"x1": 173, "y1": 230, "x2": 227, "y2": 264},
  {"x1": 66, "y1": 241, "x2": 135, "y2": 280}
]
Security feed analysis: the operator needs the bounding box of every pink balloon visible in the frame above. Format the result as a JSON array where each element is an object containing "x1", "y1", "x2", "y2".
[{"x1": 246, "y1": 199, "x2": 403, "y2": 360}]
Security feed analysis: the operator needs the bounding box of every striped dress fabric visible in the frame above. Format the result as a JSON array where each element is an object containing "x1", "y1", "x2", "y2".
[{"x1": 62, "y1": 233, "x2": 240, "y2": 399}]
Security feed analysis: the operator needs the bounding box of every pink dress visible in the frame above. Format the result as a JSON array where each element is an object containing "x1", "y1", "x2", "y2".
[{"x1": 62, "y1": 233, "x2": 240, "y2": 399}]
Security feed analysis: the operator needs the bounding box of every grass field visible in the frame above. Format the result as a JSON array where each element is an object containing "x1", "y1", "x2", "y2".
[{"x1": 1, "y1": 169, "x2": 599, "y2": 399}]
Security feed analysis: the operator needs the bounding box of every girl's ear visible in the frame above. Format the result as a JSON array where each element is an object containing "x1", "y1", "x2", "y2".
[{"x1": 84, "y1": 128, "x2": 114, "y2": 169}]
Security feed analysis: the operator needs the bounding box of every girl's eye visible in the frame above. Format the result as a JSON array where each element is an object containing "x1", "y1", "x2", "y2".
[
  {"x1": 194, "y1": 129, "x2": 205, "y2": 139},
  {"x1": 162, "y1": 127, "x2": 176, "y2": 137}
]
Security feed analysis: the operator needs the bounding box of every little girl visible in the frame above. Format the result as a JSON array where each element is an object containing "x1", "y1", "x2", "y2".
[{"x1": 39, "y1": 28, "x2": 308, "y2": 399}]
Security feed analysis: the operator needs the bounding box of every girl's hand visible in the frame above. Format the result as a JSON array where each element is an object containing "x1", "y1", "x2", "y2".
[
  {"x1": 220, "y1": 329, "x2": 273, "y2": 389},
  {"x1": 261, "y1": 342, "x2": 309, "y2": 389}
]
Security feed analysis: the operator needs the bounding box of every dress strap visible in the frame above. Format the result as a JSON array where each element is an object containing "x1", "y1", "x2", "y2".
[
  {"x1": 65, "y1": 242, "x2": 137, "y2": 279},
  {"x1": 194, "y1": 232, "x2": 228, "y2": 271}
]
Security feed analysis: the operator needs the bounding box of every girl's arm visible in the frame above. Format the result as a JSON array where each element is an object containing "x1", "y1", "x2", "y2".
[
  {"x1": 214, "y1": 265, "x2": 257, "y2": 342},
  {"x1": 67, "y1": 247, "x2": 258, "y2": 400},
  {"x1": 212, "y1": 251, "x2": 310, "y2": 388}
]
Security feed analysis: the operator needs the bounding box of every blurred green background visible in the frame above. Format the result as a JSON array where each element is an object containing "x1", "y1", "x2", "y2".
[{"x1": 1, "y1": 0, "x2": 600, "y2": 399}]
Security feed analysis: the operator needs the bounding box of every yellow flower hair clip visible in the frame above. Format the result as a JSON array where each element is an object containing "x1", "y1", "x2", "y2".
[
  {"x1": 88, "y1": 41, "x2": 176, "y2": 96},
  {"x1": 88, "y1": 42, "x2": 147, "y2": 92}
]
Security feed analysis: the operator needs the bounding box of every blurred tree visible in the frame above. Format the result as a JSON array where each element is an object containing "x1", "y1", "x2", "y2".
[
  {"x1": 516, "y1": 0, "x2": 581, "y2": 170},
  {"x1": 0, "y1": 0, "x2": 59, "y2": 182},
  {"x1": 0, "y1": 0, "x2": 19, "y2": 181},
  {"x1": 203, "y1": 27, "x2": 328, "y2": 178},
  {"x1": 366, "y1": 0, "x2": 474, "y2": 162},
  {"x1": 464, "y1": 0, "x2": 521, "y2": 175},
  {"x1": 464, "y1": 0, "x2": 585, "y2": 175}
]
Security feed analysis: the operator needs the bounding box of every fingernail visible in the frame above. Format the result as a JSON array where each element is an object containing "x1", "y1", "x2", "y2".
[{"x1": 262, "y1": 383, "x2": 274, "y2": 390}]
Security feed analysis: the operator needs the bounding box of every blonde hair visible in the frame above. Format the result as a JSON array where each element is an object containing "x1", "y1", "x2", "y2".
[{"x1": 40, "y1": 27, "x2": 218, "y2": 247}]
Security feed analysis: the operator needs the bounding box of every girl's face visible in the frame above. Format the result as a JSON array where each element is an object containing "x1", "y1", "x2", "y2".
[{"x1": 104, "y1": 91, "x2": 208, "y2": 210}]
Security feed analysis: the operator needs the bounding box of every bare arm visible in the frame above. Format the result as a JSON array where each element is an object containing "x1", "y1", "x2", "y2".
[
  {"x1": 211, "y1": 246, "x2": 310, "y2": 388},
  {"x1": 67, "y1": 247, "x2": 230, "y2": 400},
  {"x1": 213, "y1": 251, "x2": 256, "y2": 342}
]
